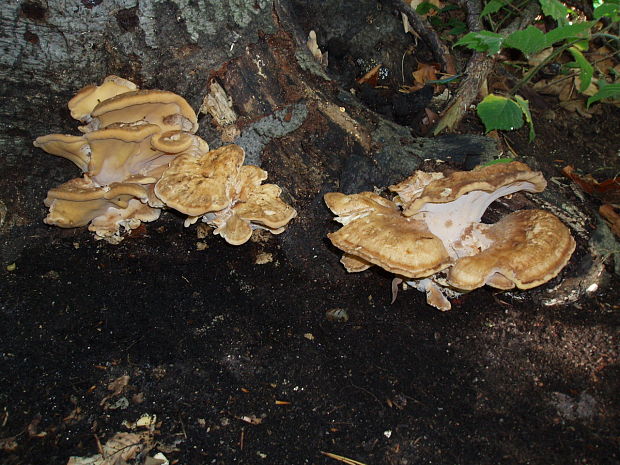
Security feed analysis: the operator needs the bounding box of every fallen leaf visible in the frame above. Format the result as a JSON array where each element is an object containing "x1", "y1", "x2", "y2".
[
  {"x1": 533, "y1": 75, "x2": 597, "y2": 116},
  {"x1": 107, "y1": 375, "x2": 130, "y2": 396},
  {"x1": 420, "y1": 107, "x2": 439, "y2": 132},
  {"x1": 67, "y1": 455, "x2": 103, "y2": 465},
  {"x1": 412, "y1": 62, "x2": 439, "y2": 86},
  {"x1": 356, "y1": 64, "x2": 382, "y2": 86},
  {"x1": 528, "y1": 47, "x2": 554, "y2": 66},
  {"x1": 409, "y1": 0, "x2": 443, "y2": 16},
  {"x1": 136, "y1": 413, "x2": 157, "y2": 429},
  {"x1": 307, "y1": 30, "x2": 328, "y2": 67},
  {"x1": 145, "y1": 453, "x2": 169, "y2": 465},
  {"x1": 562, "y1": 165, "x2": 620, "y2": 204},
  {"x1": 559, "y1": 98, "x2": 594, "y2": 117},
  {"x1": 100, "y1": 375, "x2": 130, "y2": 406},
  {"x1": 102, "y1": 431, "x2": 153, "y2": 464},
  {"x1": 600, "y1": 205, "x2": 620, "y2": 237},
  {"x1": 590, "y1": 45, "x2": 615, "y2": 76},
  {"x1": 63, "y1": 407, "x2": 82, "y2": 423},
  {"x1": 27, "y1": 415, "x2": 47, "y2": 438}
]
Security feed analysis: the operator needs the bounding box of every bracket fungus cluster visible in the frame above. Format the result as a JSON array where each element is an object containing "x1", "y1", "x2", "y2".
[
  {"x1": 34, "y1": 76, "x2": 296, "y2": 244},
  {"x1": 325, "y1": 162, "x2": 576, "y2": 311}
]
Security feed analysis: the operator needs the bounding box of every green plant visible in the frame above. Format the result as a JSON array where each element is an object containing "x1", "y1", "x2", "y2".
[
  {"x1": 454, "y1": 0, "x2": 620, "y2": 138},
  {"x1": 415, "y1": 1, "x2": 468, "y2": 35}
]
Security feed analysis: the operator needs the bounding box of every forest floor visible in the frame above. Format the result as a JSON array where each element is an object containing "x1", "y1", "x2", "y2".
[{"x1": 1, "y1": 21, "x2": 620, "y2": 465}]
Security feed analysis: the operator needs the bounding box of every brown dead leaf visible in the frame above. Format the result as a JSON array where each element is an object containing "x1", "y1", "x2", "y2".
[
  {"x1": 533, "y1": 75, "x2": 575, "y2": 101},
  {"x1": 562, "y1": 165, "x2": 620, "y2": 204},
  {"x1": 534, "y1": 76, "x2": 596, "y2": 117},
  {"x1": 63, "y1": 407, "x2": 82, "y2": 423},
  {"x1": 420, "y1": 108, "x2": 438, "y2": 134},
  {"x1": 67, "y1": 431, "x2": 154, "y2": 465},
  {"x1": 412, "y1": 62, "x2": 439, "y2": 86},
  {"x1": 107, "y1": 375, "x2": 130, "y2": 396},
  {"x1": 600, "y1": 205, "x2": 620, "y2": 237},
  {"x1": 559, "y1": 98, "x2": 594, "y2": 117},
  {"x1": 100, "y1": 375, "x2": 130, "y2": 407},
  {"x1": 528, "y1": 47, "x2": 554, "y2": 67},
  {"x1": 102, "y1": 431, "x2": 153, "y2": 464},
  {"x1": 574, "y1": 77, "x2": 598, "y2": 97},
  {"x1": 67, "y1": 455, "x2": 103, "y2": 465},
  {"x1": 356, "y1": 64, "x2": 382, "y2": 86},
  {"x1": 306, "y1": 30, "x2": 328, "y2": 67},
  {"x1": 590, "y1": 46, "x2": 616, "y2": 76},
  {"x1": 27, "y1": 415, "x2": 46, "y2": 438}
]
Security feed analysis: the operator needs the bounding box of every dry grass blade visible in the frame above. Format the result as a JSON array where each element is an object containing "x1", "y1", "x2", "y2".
[{"x1": 321, "y1": 451, "x2": 368, "y2": 465}]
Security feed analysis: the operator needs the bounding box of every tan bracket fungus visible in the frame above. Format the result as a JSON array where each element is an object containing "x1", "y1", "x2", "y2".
[
  {"x1": 155, "y1": 144, "x2": 297, "y2": 245},
  {"x1": 325, "y1": 162, "x2": 575, "y2": 311},
  {"x1": 68, "y1": 75, "x2": 137, "y2": 122},
  {"x1": 34, "y1": 76, "x2": 296, "y2": 245},
  {"x1": 324, "y1": 192, "x2": 451, "y2": 278}
]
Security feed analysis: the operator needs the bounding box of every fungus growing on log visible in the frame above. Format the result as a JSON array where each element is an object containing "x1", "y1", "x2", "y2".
[
  {"x1": 324, "y1": 192, "x2": 451, "y2": 277},
  {"x1": 67, "y1": 75, "x2": 137, "y2": 122},
  {"x1": 325, "y1": 162, "x2": 575, "y2": 310},
  {"x1": 156, "y1": 145, "x2": 297, "y2": 245},
  {"x1": 43, "y1": 177, "x2": 159, "y2": 242},
  {"x1": 34, "y1": 76, "x2": 296, "y2": 245}
]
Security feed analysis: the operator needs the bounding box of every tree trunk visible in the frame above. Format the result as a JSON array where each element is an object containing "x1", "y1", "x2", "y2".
[{"x1": 0, "y1": 0, "x2": 497, "y2": 275}]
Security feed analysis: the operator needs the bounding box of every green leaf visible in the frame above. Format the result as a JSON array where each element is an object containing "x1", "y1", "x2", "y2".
[
  {"x1": 504, "y1": 26, "x2": 547, "y2": 55},
  {"x1": 481, "y1": 0, "x2": 505, "y2": 17},
  {"x1": 568, "y1": 46, "x2": 593, "y2": 91},
  {"x1": 447, "y1": 19, "x2": 467, "y2": 35},
  {"x1": 429, "y1": 16, "x2": 443, "y2": 27},
  {"x1": 587, "y1": 83, "x2": 620, "y2": 107},
  {"x1": 539, "y1": 0, "x2": 570, "y2": 23},
  {"x1": 594, "y1": 1, "x2": 620, "y2": 20},
  {"x1": 416, "y1": 2, "x2": 440, "y2": 15},
  {"x1": 440, "y1": 4, "x2": 461, "y2": 13},
  {"x1": 454, "y1": 31, "x2": 505, "y2": 55},
  {"x1": 543, "y1": 21, "x2": 594, "y2": 46},
  {"x1": 514, "y1": 95, "x2": 536, "y2": 141},
  {"x1": 477, "y1": 94, "x2": 525, "y2": 132}
]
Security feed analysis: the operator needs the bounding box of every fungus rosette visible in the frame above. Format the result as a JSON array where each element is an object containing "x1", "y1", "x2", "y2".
[
  {"x1": 34, "y1": 76, "x2": 296, "y2": 244},
  {"x1": 155, "y1": 145, "x2": 297, "y2": 245},
  {"x1": 324, "y1": 162, "x2": 576, "y2": 310}
]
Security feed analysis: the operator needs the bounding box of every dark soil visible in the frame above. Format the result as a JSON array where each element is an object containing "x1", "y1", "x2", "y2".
[
  {"x1": 1, "y1": 4, "x2": 619, "y2": 465},
  {"x1": 1, "y1": 107, "x2": 619, "y2": 465}
]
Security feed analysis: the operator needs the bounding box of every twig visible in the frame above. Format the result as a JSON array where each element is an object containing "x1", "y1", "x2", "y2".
[
  {"x1": 321, "y1": 451, "x2": 368, "y2": 465},
  {"x1": 510, "y1": 41, "x2": 575, "y2": 95}
]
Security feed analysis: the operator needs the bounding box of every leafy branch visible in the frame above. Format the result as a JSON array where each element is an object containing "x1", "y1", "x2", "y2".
[{"x1": 448, "y1": 0, "x2": 620, "y2": 138}]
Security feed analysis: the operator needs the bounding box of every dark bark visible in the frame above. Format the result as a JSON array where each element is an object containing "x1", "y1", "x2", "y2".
[
  {"x1": 0, "y1": 0, "x2": 497, "y2": 272},
  {"x1": 381, "y1": 0, "x2": 457, "y2": 75}
]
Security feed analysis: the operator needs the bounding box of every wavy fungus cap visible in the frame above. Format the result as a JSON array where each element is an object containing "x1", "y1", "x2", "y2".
[
  {"x1": 447, "y1": 209, "x2": 576, "y2": 291},
  {"x1": 85, "y1": 89, "x2": 198, "y2": 133},
  {"x1": 324, "y1": 191, "x2": 451, "y2": 278}
]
